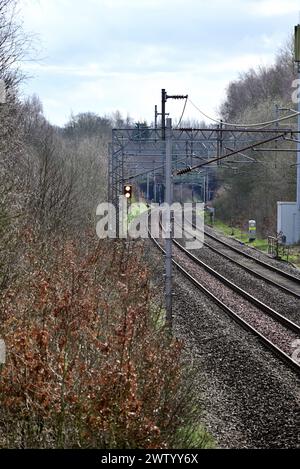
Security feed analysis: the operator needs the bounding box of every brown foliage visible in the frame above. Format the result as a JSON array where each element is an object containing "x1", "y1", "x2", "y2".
[{"x1": 0, "y1": 233, "x2": 191, "y2": 449}]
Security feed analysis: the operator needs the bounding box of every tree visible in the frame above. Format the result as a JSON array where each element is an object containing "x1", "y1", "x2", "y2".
[{"x1": 215, "y1": 42, "x2": 297, "y2": 235}]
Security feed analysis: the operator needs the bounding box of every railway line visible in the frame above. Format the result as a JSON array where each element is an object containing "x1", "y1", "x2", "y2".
[
  {"x1": 149, "y1": 216, "x2": 300, "y2": 375},
  {"x1": 183, "y1": 219, "x2": 300, "y2": 299},
  {"x1": 204, "y1": 225, "x2": 300, "y2": 294}
]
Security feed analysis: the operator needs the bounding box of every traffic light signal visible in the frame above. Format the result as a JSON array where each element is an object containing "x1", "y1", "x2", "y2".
[{"x1": 124, "y1": 184, "x2": 132, "y2": 200}]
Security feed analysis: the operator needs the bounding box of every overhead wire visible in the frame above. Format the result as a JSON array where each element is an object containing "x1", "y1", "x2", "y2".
[
  {"x1": 176, "y1": 133, "x2": 287, "y2": 175},
  {"x1": 189, "y1": 98, "x2": 300, "y2": 129},
  {"x1": 175, "y1": 97, "x2": 188, "y2": 128}
]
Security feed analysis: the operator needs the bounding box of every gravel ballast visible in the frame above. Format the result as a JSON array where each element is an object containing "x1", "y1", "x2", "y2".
[
  {"x1": 172, "y1": 243, "x2": 299, "y2": 358},
  {"x1": 205, "y1": 224, "x2": 300, "y2": 280},
  {"x1": 190, "y1": 243, "x2": 300, "y2": 327},
  {"x1": 146, "y1": 239, "x2": 300, "y2": 449},
  {"x1": 172, "y1": 274, "x2": 300, "y2": 448}
]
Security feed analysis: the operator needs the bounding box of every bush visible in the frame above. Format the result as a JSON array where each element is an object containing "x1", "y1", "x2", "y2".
[{"x1": 0, "y1": 231, "x2": 211, "y2": 449}]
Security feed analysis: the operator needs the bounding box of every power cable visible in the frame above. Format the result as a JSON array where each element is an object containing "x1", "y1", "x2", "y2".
[
  {"x1": 177, "y1": 133, "x2": 286, "y2": 175},
  {"x1": 189, "y1": 98, "x2": 300, "y2": 129},
  {"x1": 175, "y1": 97, "x2": 188, "y2": 128}
]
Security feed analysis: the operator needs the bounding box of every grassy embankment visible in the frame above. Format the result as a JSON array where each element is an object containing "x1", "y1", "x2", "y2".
[{"x1": 208, "y1": 216, "x2": 300, "y2": 268}]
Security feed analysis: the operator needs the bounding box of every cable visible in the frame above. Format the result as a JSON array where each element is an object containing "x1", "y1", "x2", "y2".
[
  {"x1": 176, "y1": 133, "x2": 286, "y2": 175},
  {"x1": 189, "y1": 98, "x2": 300, "y2": 129},
  {"x1": 175, "y1": 97, "x2": 188, "y2": 128}
]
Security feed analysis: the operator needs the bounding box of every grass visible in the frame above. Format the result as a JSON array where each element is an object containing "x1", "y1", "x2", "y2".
[
  {"x1": 207, "y1": 214, "x2": 300, "y2": 268},
  {"x1": 152, "y1": 306, "x2": 167, "y2": 330},
  {"x1": 281, "y1": 246, "x2": 300, "y2": 268},
  {"x1": 209, "y1": 216, "x2": 268, "y2": 251},
  {"x1": 127, "y1": 202, "x2": 148, "y2": 224},
  {"x1": 176, "y1": 425, "x2": 216, "y2": 449}
]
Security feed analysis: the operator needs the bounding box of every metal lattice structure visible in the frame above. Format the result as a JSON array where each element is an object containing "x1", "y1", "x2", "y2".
[{"x1": 109, "y1": 126, "x2": 297, "y2": 206}]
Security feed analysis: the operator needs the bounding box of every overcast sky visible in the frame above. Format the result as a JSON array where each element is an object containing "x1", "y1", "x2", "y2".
[{"x1": 19, "y1": 0, "x2": 300, "y2": 126}]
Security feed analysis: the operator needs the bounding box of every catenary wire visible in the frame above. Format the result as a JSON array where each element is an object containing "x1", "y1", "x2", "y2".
[
  {"x1": 175, "y1": 97, "x2": 188, "y2": 128},
  {"x1": 189, "y1": 98, "x2": 300, "y2": 129}
]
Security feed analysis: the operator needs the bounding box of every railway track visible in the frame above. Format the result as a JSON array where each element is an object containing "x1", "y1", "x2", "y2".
[
  {"x1": 149, "y1": 218, "x2": 300, "y2": 375},
  {"x1": 183, "y1": 219, "x2": 300, "y2": 299},
  {"x1": 204, "y1": 226, "x2": 300, "y2": 292}
]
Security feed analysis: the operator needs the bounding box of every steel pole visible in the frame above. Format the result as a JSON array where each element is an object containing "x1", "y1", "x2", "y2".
[
  {"x1": 297, "y1": 64, "x2": 300, "y2": 240},
  {"x1": 297, "y1": 64, "x2": 300, "y2": 209},
  {"x1": 147, "y1": 172, "x2": 150, "y2": 201},
  {"x1": 108, "y1": 143, "x2": 112, "y2": 203},
  {"x1": 162, "y1": 89, "x2": 167, "y2": 140},
  {"x1": 153, "y1": 163, "x2": 157, "y2": 203},
  {"x1": 206, "y1": 169, "x2": 210, "y2": 203},
  {"x1": 165, "y1": 118, "x2": 173, "y2": 328}
]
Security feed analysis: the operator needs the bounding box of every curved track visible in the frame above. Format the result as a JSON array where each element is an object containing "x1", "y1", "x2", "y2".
[
  {"x1": 149, "y1": 217, "x2": 300, "y2": 375},
  {"x1": 184, "y1": 219, "x2": 300, "y2": 299},
  {"x1": 205, "y1": 227, "x2": 300, "y2": 288}
]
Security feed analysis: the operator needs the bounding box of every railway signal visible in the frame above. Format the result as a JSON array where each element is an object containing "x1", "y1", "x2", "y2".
[{"x1": 123, "y1": 184, "x2": 133, "y2": 200}]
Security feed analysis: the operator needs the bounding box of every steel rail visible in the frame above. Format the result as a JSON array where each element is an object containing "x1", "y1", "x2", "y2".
[
  {"x1": 149, "y1": 231, "x2": 300, "y2": 375},
  {"x1": 181, "y1": 219, "x2": 300, "y2": 299},
  {"x1": 171, "y1": 236, "x2": 300, "y2": 335},
  {"x1": 204, "y1": 228, "x2": 300, "y2": 285}
]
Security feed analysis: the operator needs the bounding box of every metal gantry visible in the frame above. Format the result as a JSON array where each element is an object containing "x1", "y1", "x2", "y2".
[
  {"x1": 108, "y1": 23, "x2": 300, "y2": 328},
  {"x1": 109, "y1": 120, "x2": 299, "y2": 331},
  {"x1": 109, "y1": 125, "x2": 297, "y2": 206}
]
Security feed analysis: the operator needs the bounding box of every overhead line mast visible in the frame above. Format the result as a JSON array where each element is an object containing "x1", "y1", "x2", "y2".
[
  {"x1": 160, "y1": 89, "x2": 188, "y2": 140},
  {"x1": 160, "y1": 89, "x2": 188, "y2": 329}
]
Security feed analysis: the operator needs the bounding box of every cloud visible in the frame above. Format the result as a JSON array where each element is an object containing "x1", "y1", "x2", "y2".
[
  {"x1": 19, "y1": 0, "x2": 298, "y2": 125},
  {"x1": 249, "y1": 0, "x2": 300, "y2": 17}
]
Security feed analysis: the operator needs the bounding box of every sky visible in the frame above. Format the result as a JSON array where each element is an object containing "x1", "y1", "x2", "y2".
[{"x1": 18, "y1": 0, "x2": 300, "y2": 127}]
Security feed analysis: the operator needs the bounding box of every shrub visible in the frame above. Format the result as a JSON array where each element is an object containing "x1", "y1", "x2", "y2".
[{"x1": 0, "y1": 231, "x2": 211, "y2": 449}]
